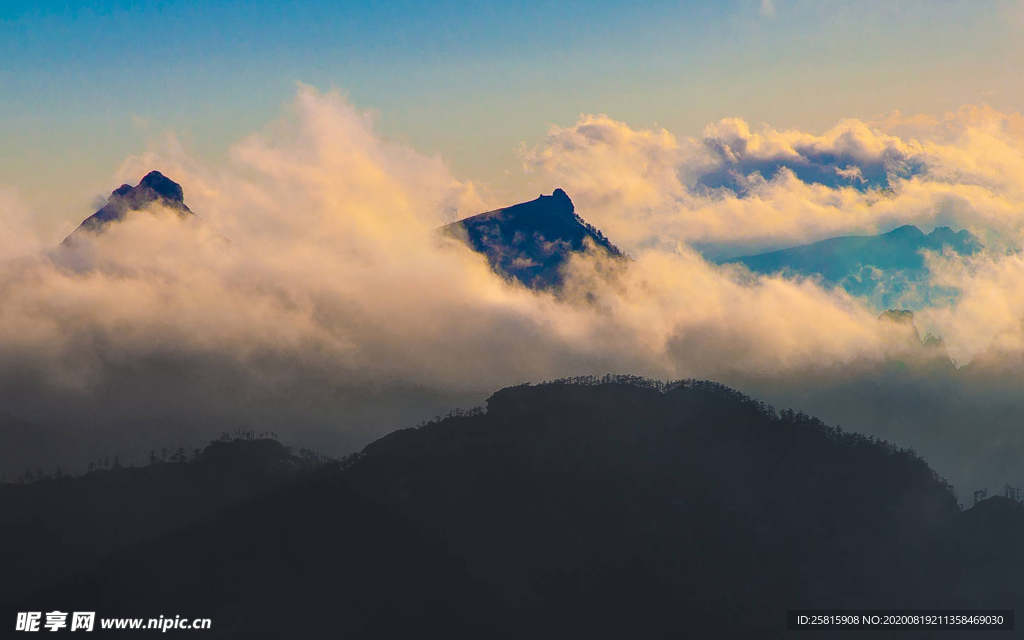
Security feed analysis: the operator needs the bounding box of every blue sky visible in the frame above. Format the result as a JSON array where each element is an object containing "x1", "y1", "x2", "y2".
[{"x1": 2, "y1": 0, "x2": 1021, "y2": 220}]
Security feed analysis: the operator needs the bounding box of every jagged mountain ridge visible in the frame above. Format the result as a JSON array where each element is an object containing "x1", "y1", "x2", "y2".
[
  {"x1": 722, "y1": 224, "x2": 981, "y2": 308},
  {"x1": 61, "y1": 175, "x2": 618, "y2": 292},
  {"x1": 62, "y1": 170, "x2": 194, "y2": 245},
  {"x1": 444, "y1": 188, "x2": 624, "y2": 289}
]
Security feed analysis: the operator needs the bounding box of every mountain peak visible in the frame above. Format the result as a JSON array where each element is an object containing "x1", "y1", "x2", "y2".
[
  {"x1": 62, "y1": 171, "x2": 194, "y2": 245},
  {"x1": 443, "y1": 189, "x2": 623, "y2": 289},
  {"x1": 886, "y1": 224, "x2": 925, "y2": 238},
  {"x1": 112, "y1": 184, "x2": 134, "y2": 198},
  {"x1": 550, "y1": 187, "x2": 571, "y2": 205},
  {"x1": 878, "y1": 308, "x2": 916, "y2": 325},
  {"x1": 927, "y1": 225, "x2": 982, "y2": 254},
  {"x1": 137, "y1": 170, "x2": 185, "y2": 203}
]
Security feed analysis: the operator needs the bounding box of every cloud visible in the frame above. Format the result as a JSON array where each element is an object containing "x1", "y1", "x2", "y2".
[
  {"x1": 0, "y1": 90, "x2": 907, "y2": 437},
  {"x1": 916, "y1": 246, "x2": 1024, "y2": 364},
  {"x1": 696, "y1": 116, "x2": 924, "y2": 193},
  {"x1": 522, "y1": 107, "x2": 1024, "y2": 260},
  {"x1": 517, "y1": 104, "x2": 1024, "y2": 364},
  {"x1": 5, "y1": 87, "x2": 1024, "y2": 496},
  {"x1": 518, "y1": 104, "x2": 1024, "y2": 495}
]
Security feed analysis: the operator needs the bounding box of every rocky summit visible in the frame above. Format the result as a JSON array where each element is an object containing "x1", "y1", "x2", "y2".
[
  {"x1": 62, "y1": 171, "x2": 194, "y2": 245},
  {"x1": 444, "y1": 189, "x2": 624, "y2": 289}
]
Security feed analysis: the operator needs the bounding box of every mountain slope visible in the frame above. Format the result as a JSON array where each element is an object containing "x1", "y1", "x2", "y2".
[
  {"x1": 724, "y1": 225, "x2": 980, "y2": 307},
  {"x1": 13, "y1": 378, "x2": 1009, "y2": 639},
  {"x1": 62, "y1": 171, "x2": 195, "y2": 245},
  {"x1": 0, "y1": 412, "x2": 97, "y2": 481},
  {"x1": 444, "y1": 189, "x2": 624, "y2": 289},
  {"x1": 0, "y1": 437, "x2": 325, "y2": 606}
]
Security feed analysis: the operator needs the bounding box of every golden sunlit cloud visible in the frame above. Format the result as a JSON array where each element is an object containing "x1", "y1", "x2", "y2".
[{"x1": 4, "y1": 86, "x2": 1024, "y2": 493}]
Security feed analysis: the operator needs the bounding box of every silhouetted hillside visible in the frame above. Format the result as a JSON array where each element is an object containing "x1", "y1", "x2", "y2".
[
  {"x1": 724, "y1": 225, "x2": 981, "y2": 308},
  {"x1": 944, "y1": 495, "x2": 1024, "y2": 606},
  {"x1": 444, "y1": 189, "x2": 624, "y2": 289},
  {"x1": 0, "y1": 436, "x2": 327, "y2": 606},
  {"x1": 10, "y1": 378, "x2": 1018, "y2": 638},
  {"x1": 62, "y1": 171, "x2": 195, "y2": 245},
  {"x1": 0, "y1": 412, "x2": 106, "y2": 482}
]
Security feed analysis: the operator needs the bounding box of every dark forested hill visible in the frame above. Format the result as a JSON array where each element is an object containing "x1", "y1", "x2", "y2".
[
  {"x1": 4, "y1": 379, "x2": 1020, "y2": 638},
  {"x1": 0, "y1": 412, "x2": 103, "y2": 483},
  {"x1": 444, "y1": 189, "x2": 624, "y2": 289},
  {"x1": 0, "y1": 437, "x2": 326, "y2": 607}
]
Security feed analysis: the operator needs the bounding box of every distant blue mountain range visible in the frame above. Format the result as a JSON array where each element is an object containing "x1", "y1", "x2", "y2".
[{"x1": 721, "y1": 225, "x2": 982, "y2": 309}]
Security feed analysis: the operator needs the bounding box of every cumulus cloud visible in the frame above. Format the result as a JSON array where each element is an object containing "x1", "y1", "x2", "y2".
[
  {"x1": 522, "y1": 107, "x2": 1024, "y2": 256},
  {"x1": 5, "y1": 87, "x2": 1024, "y2": 495},
  {"x1": 916, "y1": 245, "x2": 1024, "y2": 364},
  {"x1": 0, "y1": 89, "x2": 916, "y2": 441},
  {"x1": 519, "y1": 106, "x2": 1024, "y2": 356},
  {"x1": 517, "y1": 105, "x2": 1024, "y2": 496}
]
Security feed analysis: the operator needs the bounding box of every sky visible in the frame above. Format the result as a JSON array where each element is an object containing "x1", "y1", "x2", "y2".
[
  {"x1": 3, "y1": 0, "x2": 1023, "y2": 228},
  {"x1": 4, "y1": 1, "x2": 1024, "y2": 496}
]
